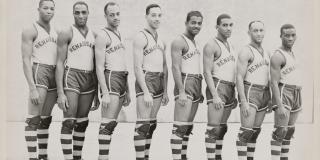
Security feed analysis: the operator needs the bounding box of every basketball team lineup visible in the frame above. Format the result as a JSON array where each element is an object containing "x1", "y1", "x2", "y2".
[{"x1": 21, "y1": 0, "x2": 302, "y2": 160}]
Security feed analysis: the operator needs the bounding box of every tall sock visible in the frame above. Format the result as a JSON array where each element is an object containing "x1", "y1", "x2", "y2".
[
  {"x1": 215, "y1": 123, "x2": 227, "y2": 160},
  {"x1": 280, "y1": 126, "x2": 295, "y2": 160},
  {"x1": 171, "y1": 121, "x2": 189, "y2": 160},
  {"x1": 37, "y1": 116, "x2": 52, "y2": 159},
  {"x1": 247, "y1": 127, "x2": 261, "y2": 160},
  {"x1": 236, "y1": 127, "x2": 254, "y2": 160},
  {"x1": 73, "y1": 117, "x2": 89, "y2": 160},
  {"x1": 60, "y1": 118, "x2": 75, "y2": 160},
  {"x1": 98, "y1": 118, "x2": 117, "y2": 160},
  {"x1": 181, "y1": 123, "x2": 193, "y2": 160},
  {"x1": 134, "y1": 119, "x2": 150, "y2": 160},
  {"x1": 271, "y1": 139, "x2": 282, "y2": 160},
  {"x1": 145, "y1": 119, "x2": 157, "y2": 159},
  {"x1": 205, "y1": 125, "x2": 217, "y2": 160},
  {"x1": 25, "y1": 115, "x2": 41, "y2": 160}
]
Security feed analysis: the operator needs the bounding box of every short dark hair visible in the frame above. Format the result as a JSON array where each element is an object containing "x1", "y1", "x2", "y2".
[
  {"x1": 146, "y1": 4, "x2": 160, "y2": 15},
  {"x1": 186, "y1": 11, "x2": 203, "y2": 22},
  {"x1": 73, "y1": 1, "x2": 89, "y2": 12},
  {"x1": 280, "y1": 24, "x2": 295, "y2": 36},
  {"x1": 248, "y1": 20, "x2": 264, "y2": 30},
  {"x1": 39, "y1": 0, "x2": 55, "y2": 7},
  {"x1": 104, "y1": 2, "x2": 118, "y2": 15},
  {"x1": 216, "y1": 14, "x2": 231, "y2": 25}
]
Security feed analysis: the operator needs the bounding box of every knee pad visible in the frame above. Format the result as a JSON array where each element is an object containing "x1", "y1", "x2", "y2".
[
  {"x1": 238, "y1": 127, "x2": 255, "y2": 143},
  {"x1": 25, "y1": 116, "x2": 41, "y2": 130},
  {"x1": 284, "y1": 126, "x2": 295, "y2": 140},
  {"x1": 135, "y1": 123, "x2": 150, "y2": 137},
  {"x1": 250, "y1": 127, "x2": 261, "y2": 143},
  {"x1": 172, "y1": 124, "x2": 189, "y2": 138},
  {"x1": 272, "y1": 126, "x2": 288, "y2": 142},
  {"x1": 99, "y1": 121, "x2": 118, "y2": 135},
  {"x1": 74, "y1": 119, "x2": 89, "y2": 132},
  {"x1": 38, "y1": 116, "x2": 52, "y2": 129},
  {"x1": 218, "y1": 124, "x2": 228, "y2": 139},
  {"x1": 148, "y1": 121, "x2": 157, "y2": 136},
  {"x1": 185, "y1": 125, "x2": 194, "y2": 136},
  {"x1": 61, "y1": 119, "x2": 75, "y2": 133},
  {"x1": 206, "y1": 126, "x2": 222, "y2": 139}
]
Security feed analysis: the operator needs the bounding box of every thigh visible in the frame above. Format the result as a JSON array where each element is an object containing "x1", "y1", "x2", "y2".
[
  {"x1": 274, "y1": 108, "x2": 290, "y2": 126},
  {"x1": 41, "y1": 90, "x2": 57, "y2": 116},
  {"x1": 76, "y1": 92, "x2": 95, "y2": 118},
  {"x1": 253, "y1": 110, "x2": 267, "y2": 127},
  {"x1": 101, "y1": 95, "x2": 122, "y2": 119},
  {"x1": 220, "y1": 107, "x2": 233, "y2": 124},
  {"x1": 240, "y1": 104, "x2": 257, "y2": 128},
  {"x1": 188, "y1": 102, "x2": 199, "y2": 122},
  {"x1": 136, "y1": 96, "x2": 152, "y2": 119},
  {"x1": 64, "y1": 91, "x2": 79, "y2": 118},
  {"x1": 207, "y1": 103, "x2": 224, "y2": 125},
  {"x1": 28, "y1": 87, "x2": 48, "y2": 115},
  {"x1": 288, "y1": 111, "x2": 300, "y2": 126},
  {"x1": 174, "y1": 99, "x2": 193, "y2": 122},
  {"x1": 150, "y1": 97, "x2": 162, "y2": 118}
]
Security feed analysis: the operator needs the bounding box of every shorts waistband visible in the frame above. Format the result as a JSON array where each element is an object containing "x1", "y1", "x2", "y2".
[
  {"x1": 143, "y1": 70, "x2": 163, "y2": 75},
  {"x1": 244, "y1": 81, "x2": 269, "y2": 90},
  {"x1": 213, "y1": 77, "x2": 235, "y2": 86},
  {"x1": 66, "y1": 66, "x2": 93, "y2": 73},
  {"x1": 33, "y1": 63, "x2": 56, "y2": 68},
  {"x1": 105, "y1": 69, "x2": 128, "y2": 75},
  {"x1": 181, "y1": 72, "x2": 202, "y2": 78},
  {"x1": 279, "y1": 83, "x2": 302, "y2": 90}
]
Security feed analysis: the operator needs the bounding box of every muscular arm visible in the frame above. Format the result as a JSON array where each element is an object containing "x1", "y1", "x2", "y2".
[
  {"x1": 55, "y1": 27, "x2": 72, "y2": 95},
  {"x1": 133, "y1": 32, "x2": 149, "y2": 93},
  {"x1": 21, "y1": 25, "x2": 37, "y2": 91},
  {"x1": 236, "y1": 47, "x2": 251, "y2": 103},
  {"x1": 270, "y1": 51, "x2": 285, "y2": 108},
  {"x1": 171, "y1": 37, "x2": 185, "y2": 93}
]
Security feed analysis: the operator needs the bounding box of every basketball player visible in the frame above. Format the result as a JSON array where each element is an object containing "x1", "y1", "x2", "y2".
[
  {"x1": 21, "y1": 0, "x2": 57, "y2": 159},
  {"x1": 132, "y1": 4, "x2": 169, "y2": 160},
  {"x1": 235, "y1": 21, "x2": 271, "y2": 160},
  {"x1": 94, "y1": 2, "x2": 131, "y2": 160},
  {"x1": 170, "y1": 11, "x2": 203, "y2": 160},
  {"x1": 203, "y1": 14, "x2": 237, "y2": 160},
  {"x1": 55, "y1": 1, "x2": 98, "y2": 160},
  {"x1": 270, "y1": 24, "x2": 301, "y2": 160}
]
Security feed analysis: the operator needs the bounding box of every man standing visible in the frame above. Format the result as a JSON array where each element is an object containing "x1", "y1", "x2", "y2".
[
  {"x1": 235, "y1": 21, "x2": 271, "y2": 160},
  {"x1": 203, "y1": 14, "x2": 237, "y2": 160},
  {"x1": 55, "y1": 1, "x2": 98, "y2": 160},
  {"x1": 21, "y1": 0, "x2": 57, "y2": 159},
  {"x1": 95, "y1": 2, "x2": 131, "y2": 160},
  {"x1": 170, "y1": 11, "x2": 203, "y2": 160},
  {"x1": 270, "y1": 24, "x2": 301, "y2": 160}
]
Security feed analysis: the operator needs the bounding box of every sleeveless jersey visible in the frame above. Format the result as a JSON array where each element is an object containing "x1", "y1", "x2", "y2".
[
  {"x1": 32, "y1": 22, "x2": 57, "y2": 65},
  {"x1": 141, "y1": 29, "x2": 164, "y2": 72},
  {"x1": 181, "y1": 34, "x2": 201, "y2": 74},
  {"x1": 212, "y1": 38, "x2": 236, "y2": 82},
  {"x1": 103, "y1": 28, "x2": 126, "y2": 71},
  {"x1": 277, "y1": 48, "x2": 301, "y2": 86},
  {"x1": 66, "y1": 25, "x2": 95, "y2": 71},
  {"x1": 244, "y1": 45, "x2": 269, "y2": 86}
]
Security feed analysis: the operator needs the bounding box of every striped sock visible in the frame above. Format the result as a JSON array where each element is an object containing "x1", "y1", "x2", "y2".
[
  {"x1": 145, "y1": 119, "x2": 157, "y2": 159},
  {"x1": 280, "y1": 140, "x2": 290, "y2": 160},
  {"x1": 271, "y1": 139, "x2": 281, "y2": 160},
  {"x1": 73, "y1": 118, "x2": 89, "y2": 160},
  {"x1": 25, "y1": 115, "x2": 41, "y2": 160},
  {"x1": 134, "y1": 119, "x2": 150, "y2": 160},
  {"x1": 98, "y1": 118, "x2": 117, "y2": 160},
  {"x1": 237, "y1": 127, "x2": 253, "y2": 160},
  {"x1": 247, "y1": 127, "x2": 261, "y2": 160},
  {"x1": 60, "y1": 119, "x2": 75, "y2": 160},
  {"x1": 37, "y1": 116, "x2": 52, "y2": 159},
  {"x1": 171, "y1": 121, "x2": 190, "y2": 160},
  {"x1": 215, "y1": 140, "x2": 223, "y2": 160},
  {"x1": 205, "y1": 125, "x2": 216, "y2": 160},
  {"x1": 181, "y1": 123, "x2": 193, "y2": 160}
]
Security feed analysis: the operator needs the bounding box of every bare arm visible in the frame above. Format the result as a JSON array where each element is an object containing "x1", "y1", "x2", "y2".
[
  {"x1": 171, "y1": 37, "x2": 185, "y2": 93},
  {"x1": 270, "y1": 51, "x2": 285, "y2": 108},
  {"x1": 236, "y1": 47, "x2": 251, "y2": 103},
  {"x1": 162, "y1": 42, "x2": 168, "y2": 94}
]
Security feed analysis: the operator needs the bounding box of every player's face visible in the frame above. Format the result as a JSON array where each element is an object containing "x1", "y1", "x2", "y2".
[
  {"x1": 249, "y1": 22, "x2": 265, "y2": 44},
  {"x1": 217, "y1": 18, "x2": 233, "y2": 38},
  {"x1": 146, "y1": 7, "x2": 162, "y2": 29},
  {"x1": 186, "y1": 16, "x2": 203, "y2": 36},
  {"x1": 73, "y1": 4, "x2": 89, "y2": 27},
  {"x1": 38, "y1": 1, "x2": 55, "y2": 22},
  {"x1": 281, "y1": 28, "x2": 296, "y2": 48},
  {"x1": 105, "y1": 5, "x2": 120, "y2": 28}
]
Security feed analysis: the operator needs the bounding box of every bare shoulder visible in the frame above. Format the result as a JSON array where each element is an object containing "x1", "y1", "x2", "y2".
[
  {"x1": 204, "y1": 39, "x2": 219, "y2": 54},
  {"x1": 171, "y1": 35, "x2": 186, "y2": 49},
  {"x1": 21, "y1": 23, "x2": 37, "y2": 39},
  {"x1": 271, "y1": 50, "x2": 285, "y2": 64},
  {"x1": 133, "y1": 31, "x2": 147, "y2": 47},
  {"x1": 58, "y1": 26, "x2": 72, "y2": 40}
]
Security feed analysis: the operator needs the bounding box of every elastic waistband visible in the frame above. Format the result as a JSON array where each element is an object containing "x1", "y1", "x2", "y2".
[
  {"x1": 213, "y1": 77, "x2": 235, "y2": 86},
  {"x1": 244, "y1": 81, "x2": 268, "y2": 90},
  {"x1": 105, "y1": 69, "x2": 128, "y2": 75},
  {"x1": 182, "y1": 72, "x2": 202, "y2": 78},
  {"x1": 279, "y1": 83, "x2": 301, "y2": 90},
  {"x1": 33, "y1": 63, "x2": 56, "y2": 68},
  {"x1": 66, "y1": 66, "x2": 93, "y2": 73},
  {"x1": 143, "y1": 70, "x2": 163, "y2": 75}
]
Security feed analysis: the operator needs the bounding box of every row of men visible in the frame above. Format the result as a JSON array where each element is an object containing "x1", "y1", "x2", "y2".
[{"x1": 21, "y1": 0, "x2": 302, "y2": 160}]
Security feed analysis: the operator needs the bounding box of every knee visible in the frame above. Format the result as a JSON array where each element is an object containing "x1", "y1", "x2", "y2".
[
  {"x1": 148, "y1": 121, "x2": 157, "y2": 136},
  {"x1": 38, "y1": 116, "x2": 52, "y2": 129},
  {"x1": 218, "y1": 124, "x2": 228, "y2": 139},
  {"x1": 99, "y1": 121, "x2": 118, "y2": 135},
  {"x1": 135, "y1": 123, "x2": 150, "y2": 137},
  {"x1": 272, "y1": 126, "x2": 288, "y2": 142},
  {"x1": 206, "y1": 125, "x2": 224, "y2": 140},
  {"x1": 284, "y1": 126, "x2": 295, "y2": 140},
  {"x1": 172, "y1": 124, "x2": 189, "y2": 138},
  {"x1": 74, "y1": 118, "x2": 89, "y2": 132},
  {"x1": 238, "y1": 127, "x2": 255, "y2": 143},
  {"x1": 61, "y1": 119, "x2": 76, "y2": 133},
  {"x1": 25, "y1": 115, "x2": 41, "y2": 130},
  {"x1": 185, "y1": 125, "x2": 193, "y2": 136},
  {"x1": 249, "y1": 127, "x2": 261, "y2": 143}
]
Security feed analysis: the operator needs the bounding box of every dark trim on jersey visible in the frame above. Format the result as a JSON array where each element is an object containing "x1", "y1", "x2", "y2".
[
  {"x1": 105, "y1": 27, "x2": 121, "y2": 41},
  {"x1": 247, "y1": 45, "x2": 255, "y2": 66},
  {"x1": 249, "y1": 43, "x2": 264, "y2": 57},
  {"x1": 102, "y1": 28, "x2": 113, "y2": 48},
  {"x1": 36, "y1": 21, "x2": 51, "y2": 35},
  {"x1": 216, "y1": 37, "x2": 230, "y2": 52},
  {"x1": 182, "y1": 33, "x2": 196, "y2": 46},
  {"x1": 276, "y1": 49, "x2": 287, "y2": 69},
  {"x1": 144, "y1": 28, "x2": 158, "y2": 43},
  {"x1": 213, "y1": 38, "x2": 222, "y2": 61},
  {"x1": 69, "y1": 26, "x2": 73, "y2": 45},
  {"x1": 180, "y1": 34, "x2": 189, "y2": 55},
  {"x1": 32, "y1": 23, "x2": 38, "y2": 42},
  {"x1": 73, "y1": 24, "x2": 89, "y2": 39},
  {"x1": 140, "y1": 31, "x2": 148, "y2": 50}
]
